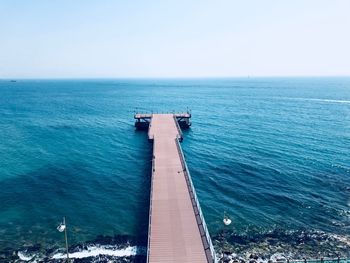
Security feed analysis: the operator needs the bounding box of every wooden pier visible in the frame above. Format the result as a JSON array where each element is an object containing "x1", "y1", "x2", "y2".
[
  {"x1": 135, "y1": 112, "x2": 191, "y2": 131},
  {"x1": 135, "y1": 113, "x2": 216, "y2": 263}
]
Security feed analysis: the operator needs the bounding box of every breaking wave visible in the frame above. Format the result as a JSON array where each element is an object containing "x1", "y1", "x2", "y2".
[{"x1": 5, "y1": 229, "x2": 350, "y2": 262}]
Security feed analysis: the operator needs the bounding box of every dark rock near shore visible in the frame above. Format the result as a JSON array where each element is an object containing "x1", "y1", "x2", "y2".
[{"x1": 214, "y1": 228, "x2": 350, "y2": 263}]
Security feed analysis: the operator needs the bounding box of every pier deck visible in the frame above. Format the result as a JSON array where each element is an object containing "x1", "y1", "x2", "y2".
[{"x1": 139, "y1": 113, "x2": 215, "y2": 263}]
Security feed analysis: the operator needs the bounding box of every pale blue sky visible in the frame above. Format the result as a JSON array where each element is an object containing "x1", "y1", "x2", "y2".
[{"x1": 0, "y1": 0, "x2": 349, "y2": 78}]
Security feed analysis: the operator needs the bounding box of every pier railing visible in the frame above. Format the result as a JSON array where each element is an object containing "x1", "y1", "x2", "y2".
[
  {"x1": 175, "y1": 138, "x2": 217, "y2": 263},
  {"x1": 146, "y1": 139, "x2": 155, "y2": 263},
  {"x1": 147, "y1": 114, "x2": 154, "y2": 140},
  {"x1": 173, "y1": 115, "x2": 183, "y2": 141}
]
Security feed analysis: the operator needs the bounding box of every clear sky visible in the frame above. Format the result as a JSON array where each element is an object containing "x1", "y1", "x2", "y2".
[{"x1": 0, "y1": 0, "x2": 349, "y2": 78}]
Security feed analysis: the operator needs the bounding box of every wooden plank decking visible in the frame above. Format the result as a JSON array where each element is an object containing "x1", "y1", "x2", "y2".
[
  {"x1": 135, "y1": 112, "x2": 191, "y2": 119},
  {"x1": 146, "y1": 114, "x2": 213, "y2": 263}
]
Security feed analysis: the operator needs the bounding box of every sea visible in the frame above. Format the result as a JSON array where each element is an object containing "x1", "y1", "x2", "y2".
[{"x1": 0, "y1": 78, "x2": 349, "y2": 262}]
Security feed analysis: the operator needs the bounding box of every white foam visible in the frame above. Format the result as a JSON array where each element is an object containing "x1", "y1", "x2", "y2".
[
  {"x1": 52, "y1": 245, "x2": 144, "y2": 259},
  {"x1": 17, "y1": 251, "x2": 34, "y2": 261},
  {"x1": 284, "y1": 97, "x2": 350, "y2": 104},
  {"x1": 270, "y1": 253, "x2": 286, "y2": 262},
  {"x1": 331, "y1": 234, "x2": 350, "y2": 246}
]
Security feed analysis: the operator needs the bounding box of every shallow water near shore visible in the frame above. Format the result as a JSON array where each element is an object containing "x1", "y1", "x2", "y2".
[{"x1": 0, "y1": 78, "x2": 349, "y2": 262}]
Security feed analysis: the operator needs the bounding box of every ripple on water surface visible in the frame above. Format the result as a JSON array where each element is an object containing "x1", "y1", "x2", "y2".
[{"x1": 0, "y1": 78, "x2": 349, "y2": 261}]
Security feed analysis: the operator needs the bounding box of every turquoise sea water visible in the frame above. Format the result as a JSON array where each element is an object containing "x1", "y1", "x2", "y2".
[{"x1": 0, "y1": 78, "x2": 350, "y2": 262}]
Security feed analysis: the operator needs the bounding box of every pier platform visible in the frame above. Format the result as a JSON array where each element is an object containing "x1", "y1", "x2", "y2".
[
  {"x1": 135, "y1": 113, "x2": 216, "y2": 263},
  {"x1": 134, "y1": 112, "x2": 191, "y2": 130}
]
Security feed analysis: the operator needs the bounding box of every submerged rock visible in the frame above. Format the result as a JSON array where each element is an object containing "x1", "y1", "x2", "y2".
[{"x1": 214, "y1": 229, "x2": 350, "y2": 263}]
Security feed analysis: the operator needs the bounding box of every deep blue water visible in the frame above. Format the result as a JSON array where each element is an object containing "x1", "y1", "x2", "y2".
[{"x1": 0, "y1": 78, "x2": 350, "y2": 261}]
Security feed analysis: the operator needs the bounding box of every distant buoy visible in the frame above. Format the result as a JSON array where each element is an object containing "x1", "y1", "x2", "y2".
[{"x1": 223, "y1": 218, "x2": 232, "y2": 226}]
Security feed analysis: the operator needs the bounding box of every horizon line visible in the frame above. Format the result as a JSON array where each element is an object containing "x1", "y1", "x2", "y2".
[{"x1": 1, "y1": 75, "x2": 350, "y2": 80}]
